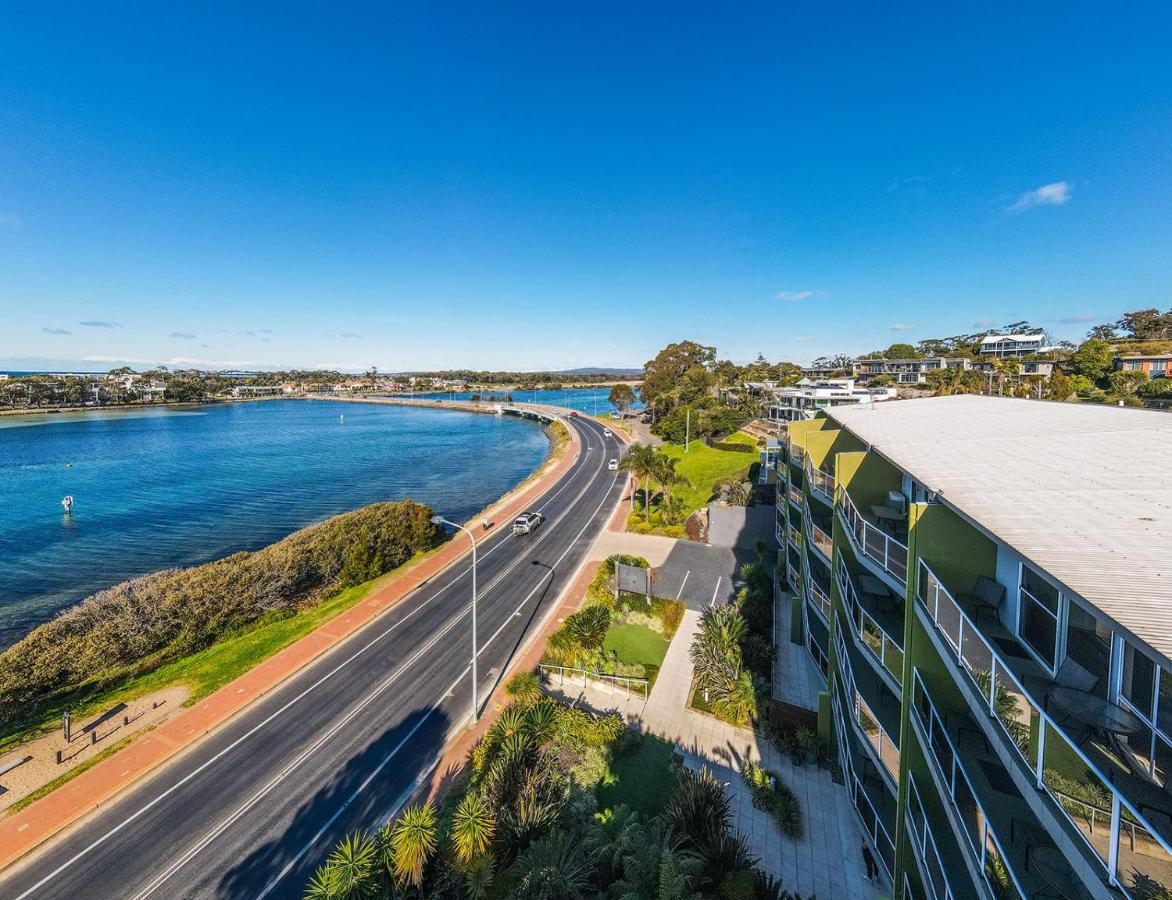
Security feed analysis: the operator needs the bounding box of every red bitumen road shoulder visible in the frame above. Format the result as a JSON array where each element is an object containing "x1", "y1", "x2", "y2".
[{"x1": 0, "y1": 414, "x2": 582, "y2": 873}]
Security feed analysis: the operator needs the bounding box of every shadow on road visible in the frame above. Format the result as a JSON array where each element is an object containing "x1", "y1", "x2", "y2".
[{"x1": 215, "y1": 705, "x2": 450, "y2": 900}]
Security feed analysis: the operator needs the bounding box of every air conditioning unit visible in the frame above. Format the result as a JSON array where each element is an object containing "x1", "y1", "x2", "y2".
[{"x1": 887, "y1": 490, "x2": 908, "y2": 515}]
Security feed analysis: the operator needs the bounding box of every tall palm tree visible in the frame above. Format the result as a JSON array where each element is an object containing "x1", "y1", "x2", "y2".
[
  {"x1": 451, "y1": 792, "x2": 496, "y2": 866},
  {"x1": 617, "y1": 444, "x2": 659, "y2": 523},
  {"x1": 652, "y1": 454, "x2": 691, "y2": 520},
  {"x1": 389, "y1": 802, "x2": 437, "y2": 891}
]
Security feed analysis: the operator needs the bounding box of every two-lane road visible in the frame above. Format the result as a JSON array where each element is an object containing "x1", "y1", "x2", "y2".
[{"x1": 2, "y1": 414, "x2": 624, "y2": 900}]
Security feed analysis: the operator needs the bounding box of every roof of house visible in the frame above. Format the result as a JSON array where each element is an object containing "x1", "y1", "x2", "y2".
[
  {"x1": 1117, "y1": 354, "x2": 1172, "y2": 361},
  {"x1": 980, "y1": 333, "x2": 1045, "y2": 344},
  {"x1": 826, "y1": 395, "x2": 1172, "y2": 663}
]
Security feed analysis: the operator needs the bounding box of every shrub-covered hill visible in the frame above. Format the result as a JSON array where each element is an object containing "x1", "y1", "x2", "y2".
[{"x1": 0, "y1": 500, "x2": 440, "y2": 731}]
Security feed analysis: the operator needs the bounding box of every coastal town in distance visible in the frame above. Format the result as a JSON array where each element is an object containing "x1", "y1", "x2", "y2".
[{"x1": 2, "y1": 4, "x2": 1171, "y2": 900}]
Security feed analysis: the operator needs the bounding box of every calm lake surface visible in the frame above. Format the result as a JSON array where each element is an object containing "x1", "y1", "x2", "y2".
[
  {"x1": 0, "y1": 400, "x2": 549, "y2": 648},
  {"x1": 408, "y1": 386, "x2": 643, "y2": 414}
]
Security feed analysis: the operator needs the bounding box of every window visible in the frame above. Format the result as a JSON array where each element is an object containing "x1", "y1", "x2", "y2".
[
  {"x1": 1065, "y1": 604, "x2": 1112, "y2": 697},
  {"x1": 1019, "y1": 565, "x2": 1060, "y2": 669},
  {"x1": 1152, "y1": 360, "x2": 1169, "y2": 378}
]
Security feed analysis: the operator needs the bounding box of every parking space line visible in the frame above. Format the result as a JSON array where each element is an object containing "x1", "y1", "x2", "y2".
[
  {"x1": 676, "y1": 570, "x2": 690, "y2": 601},
  {"x1": 710, "y1": 577, "x2": 721, "y2": 607}
]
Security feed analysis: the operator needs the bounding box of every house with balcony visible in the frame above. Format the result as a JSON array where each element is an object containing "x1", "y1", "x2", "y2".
[
  {"x1": 978, "y1": 332, "x2": 1055, "y2": 357},
  {"x1": 765, "y1": 378, "x2": 896, "y2": 422},
  {"x1": 775, "y1": 395, "x2": 1172, "y2": 899},
  {"x1": 1116, "y1": 354, "x2": 1172, "y2": 379},
  {"x1": 853, "y1": 356, "x2": 972, "y2": 385}
]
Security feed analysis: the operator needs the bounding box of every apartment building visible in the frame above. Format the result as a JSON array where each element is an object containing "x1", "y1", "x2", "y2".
[
  {"x1": 775, "y1": 395, "x2": 1172, "y2": 899},
  {"x1": 1116, "y1": 355, "x2": 1172, "y2": 379},
  {"x1": 854, "y1": 357, "x2": 972, "y2": 385},
  {"x1": 979, "y1": 333, "x2": 1054, "y2": 357},
  {"x1": 765, "y1": 378, "x2": 897, "y2": 422}
]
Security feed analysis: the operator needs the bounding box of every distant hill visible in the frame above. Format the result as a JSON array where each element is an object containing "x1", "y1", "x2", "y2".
[{"x1": 558, "y1": 367, "x2": 643, "y2": 376}]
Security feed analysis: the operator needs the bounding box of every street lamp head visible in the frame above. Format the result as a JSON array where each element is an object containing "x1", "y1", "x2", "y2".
[{"x1": 430, "y1": 515, "x2": 445, "y2": 525}]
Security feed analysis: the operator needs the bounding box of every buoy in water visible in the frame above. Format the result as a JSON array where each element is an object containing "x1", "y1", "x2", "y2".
[{"x1": 62, "y1": 495, "x2": 74, "y2": 515}]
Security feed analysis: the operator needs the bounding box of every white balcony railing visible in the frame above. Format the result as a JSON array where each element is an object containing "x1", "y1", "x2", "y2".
[
  {"x1": 835, "y1": 623, "x2": 900, "y2": 787},
  {"x1": 916, "y1": 559, "x2": 1172, "y2": 894},
  {"x1": 807, "y1": 572, "x2": 832, "y2": 625},
  {"x1": 911, "y1": 671, "x2": 1026, "y2": 898},
  {"x1": 905, "y1": 774, "x2": 959, "y2": 900},
  {"x1": 804, "y1": 456, "x2": 836, "y2": 503},
  {"x1": 788, "y1": 523, "x2": 803, "y2": 549},
  {"x1": 837, "y1": 561, "x2": 903, "y2": 685},
  {"x1": 832, "y1": 684, "x2": 896, "y2": 882},
  {"x1": 788, "y1": 482, "x2": 803, "y2": 509},
  {"x1": 789, "y1": 445, "x2": 805, "y2": 468},
  {"x1": 837, "y1": 487, "x2": 908, "y2": 587}
]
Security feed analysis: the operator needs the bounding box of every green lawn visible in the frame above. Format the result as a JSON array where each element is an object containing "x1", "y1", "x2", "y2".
[
  {"x1": 659, "y1": 432, "x2": 757, "y2": 510},
  {"x1": 603, "y1": 623, "x2": 668, "y2": 669},
  {"x1": 596, "y1": 733, "x2": 678, "y2": 817}
]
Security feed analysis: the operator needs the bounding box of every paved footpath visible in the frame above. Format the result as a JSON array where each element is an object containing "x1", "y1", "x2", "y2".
[
  {"x1": 571, "y1": 608, "x2": 886, "y2": 900},
  {"x1": 0, "y1": 408, "x2": 583, "y2": 873}
]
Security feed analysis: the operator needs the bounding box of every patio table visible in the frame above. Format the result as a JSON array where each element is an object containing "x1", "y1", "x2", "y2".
[
  {"x1": 1049, "y1": 686, "x2": 1145, "y2": 737},
  {"x1": 1029, "y1": 845, "x2": 1094, "y2": 900}
]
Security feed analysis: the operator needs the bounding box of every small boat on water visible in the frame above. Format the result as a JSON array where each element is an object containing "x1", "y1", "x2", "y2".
[{"x1": 61, "y1": 495, "x2": 74, "y2": 515}]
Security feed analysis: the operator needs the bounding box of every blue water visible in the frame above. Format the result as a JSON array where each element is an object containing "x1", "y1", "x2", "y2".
[
  {"x1": 407, "y1": 386, "x2": 642, "y2": 414},
  {"x1": 0, "y1": 400, "x2": 549, "y2": 648}
]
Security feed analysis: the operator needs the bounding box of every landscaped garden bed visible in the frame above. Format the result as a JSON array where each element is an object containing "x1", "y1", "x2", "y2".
[{"x1": 540, "y1": 555, "x2": 684, "y2": 692}]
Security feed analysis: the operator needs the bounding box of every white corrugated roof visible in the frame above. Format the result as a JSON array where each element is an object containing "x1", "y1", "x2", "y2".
[{"x1": 827, "y1": 396, "x2": 1172, "y2": 662}]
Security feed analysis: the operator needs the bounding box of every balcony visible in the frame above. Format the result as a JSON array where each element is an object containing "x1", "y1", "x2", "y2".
[
  {"x1": 835, "y1": 621, "x2": 902, "y2": 786},
  {"x1": 805, "y1": 558, "x2": 832, "y2": 625},
  {"x1": 831, "y1": 679, "x2": 897, "y2": 882},
  {"x1": 905, "y1": 771, "x2": 981, "y2": 900},
  {"x1": 804, "y1": 502, "x2": 834, "y2": 564},
  {"x1": 911, "y1": 671, "x2": 1046, "y2": 899},
  {"x1": 804, "y1": 456, "x2": 836, "y2": 505},
  {"x1": 788, "y1": 521, "x2": 803, "y2": 550},
  {"x1": 916, "y1": 560, "x2": 1172, "y2": 898},
  {"x1": 837, "y1": 561, "x2": 904, "y2": 690},
  {"x1": 788, "y1": 481, "x2": 803, "y2": 510},
  {"x1": 789, "y1": 445, "x2": 805, "y2": 469},
  {"x1": 837, "y1": 487, "x2": 908, "y2": 590}
]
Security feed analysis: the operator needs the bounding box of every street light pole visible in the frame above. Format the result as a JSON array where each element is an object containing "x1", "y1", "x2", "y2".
[{"x1": 431, "y1": 515, "x2": 479, "y2": 724}]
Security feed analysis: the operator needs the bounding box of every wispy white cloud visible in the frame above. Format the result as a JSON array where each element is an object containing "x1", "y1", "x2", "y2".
[
  {"x1": 890, "y1": 322, "x2": 917, "y2": 331},
  {"x1": 337, "y1": 332, "x2": 363, "y2": 339},
  {"x1": 1059, "y1": 314, "x2": 1096, "y2": 324},
  {"x1": 972, "y1": 317, "x2": 996, "y2": 329},
  {"x1": 258, "y1": 328, "x2": 274, "y2": 335},
  {"x1": 0, "y1": 211, "x2": 22, "y2": 227},
  {"x1": 776, "y1": 290, "x2": 827, "y2": 302},
  {"x1": 79, "y1": 320, "x2": 122, "y2": 328},
  {"x1": 791, "y1": 335, "x2": 815, "y2": 342},
  {"x1": 169, "y1": 331, "x2": 197, "y2": 339},
  {"x1": 41, "y1": 326, "x2": 72, "y2": 335},
  {"x1": 1008, "y1": 181, "x2": 1071, "y2": 214}
]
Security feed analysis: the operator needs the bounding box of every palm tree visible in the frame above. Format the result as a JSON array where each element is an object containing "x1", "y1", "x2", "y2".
[
  {"x1": 512, "y1": 829, "x2": 597, "y2": 900},
  {"x1": 652, "y1": 454, "x2": 692, "y2": 522},
  {"x1": 389, "y1": 802, "x2": 437, "y2": 891},
  {"x1": 689, "y1": 605, "x2": 746, "y2": 701},
  {"x1": 451, "y1": 792, "x2": 495, "y2": 865},
  {"x1": 617, "y1": 444, "x2": 659, "y2": 523},
  {"x1": 712, "y1": 670, "x2": 764, "y2": 727},
  {"x1": 561, "y1": 605, "x2": 611, "y2": 653}
]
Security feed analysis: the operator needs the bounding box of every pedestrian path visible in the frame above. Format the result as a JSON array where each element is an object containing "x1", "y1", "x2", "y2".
[
  {"x1": 562, "y1": 608, "x2": 885, "y2": 899},
  {"x1": 772, "y1": 592, "x2": 824, "y2": 710}
]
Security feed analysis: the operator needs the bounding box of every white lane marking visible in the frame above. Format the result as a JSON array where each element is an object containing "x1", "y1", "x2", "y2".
[
  {"x1": 9, "y1": 418, "x2": 610, "y2": 900},
  {"x1": 125, "y1": 425, "x2": 613, "y2": 900},
  {"x1": 676, "y1": 570, "x2": 691, "y2": 601},
  {"x1": 253, "y1": 432, "x2": 624, "y2": 898},
  {"x1": 710, "y1": 577, "x2": 722, "y2": 607}
]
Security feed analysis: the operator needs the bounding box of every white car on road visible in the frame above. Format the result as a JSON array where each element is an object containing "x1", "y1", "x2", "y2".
[
  {"x1": 512, "y1": 512, "x2": 545, "y2": 535},
  {"x1": 608, "y1": 458, "x2": 619, "y2": 471}
]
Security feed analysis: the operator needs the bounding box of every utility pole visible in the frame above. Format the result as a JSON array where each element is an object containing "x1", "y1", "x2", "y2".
[{"x1": 685, "y1": 408, "x2": 691, "y2": 453}]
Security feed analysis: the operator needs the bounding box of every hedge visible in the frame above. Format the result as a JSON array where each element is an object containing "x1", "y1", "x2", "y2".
[{"x1": 709, "y1": 441, "x2": 757, "y2": 454}]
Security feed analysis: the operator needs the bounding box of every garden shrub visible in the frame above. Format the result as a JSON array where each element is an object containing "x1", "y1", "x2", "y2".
[
  {"x1": 505, "y1": 670, "x2": 542, "y2": 704},
  {"x1": 741, "y1": 760, "x2": 803, "y2": 840},
  {"x1": 710, "y1": 441, "x2": 756, "y2": 454},
  {"x1": 0, "y1": 500, "x2": 439, "y2": 731}
]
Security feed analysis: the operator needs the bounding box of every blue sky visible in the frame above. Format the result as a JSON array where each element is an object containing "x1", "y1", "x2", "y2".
[{"x1": 2, "y1": 3, "x2": 1169, "y2": 372}]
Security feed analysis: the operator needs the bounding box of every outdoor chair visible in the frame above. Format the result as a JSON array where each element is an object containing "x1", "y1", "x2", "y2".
[
  {"x1": 958, "y1": 575, "x2": 1005, "y2": 627},
  {"x1": 1054, "y1": 657, "x2": 1099, "y2": 693}
]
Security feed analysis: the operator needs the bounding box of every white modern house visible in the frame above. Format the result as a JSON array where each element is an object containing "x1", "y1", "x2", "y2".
[
  {"x1": 764, "y1": 377, "x2": 896, "y2": 422},
  {"x1": 979, "y1": 332, "x2": 1054, "y2": 357}
]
